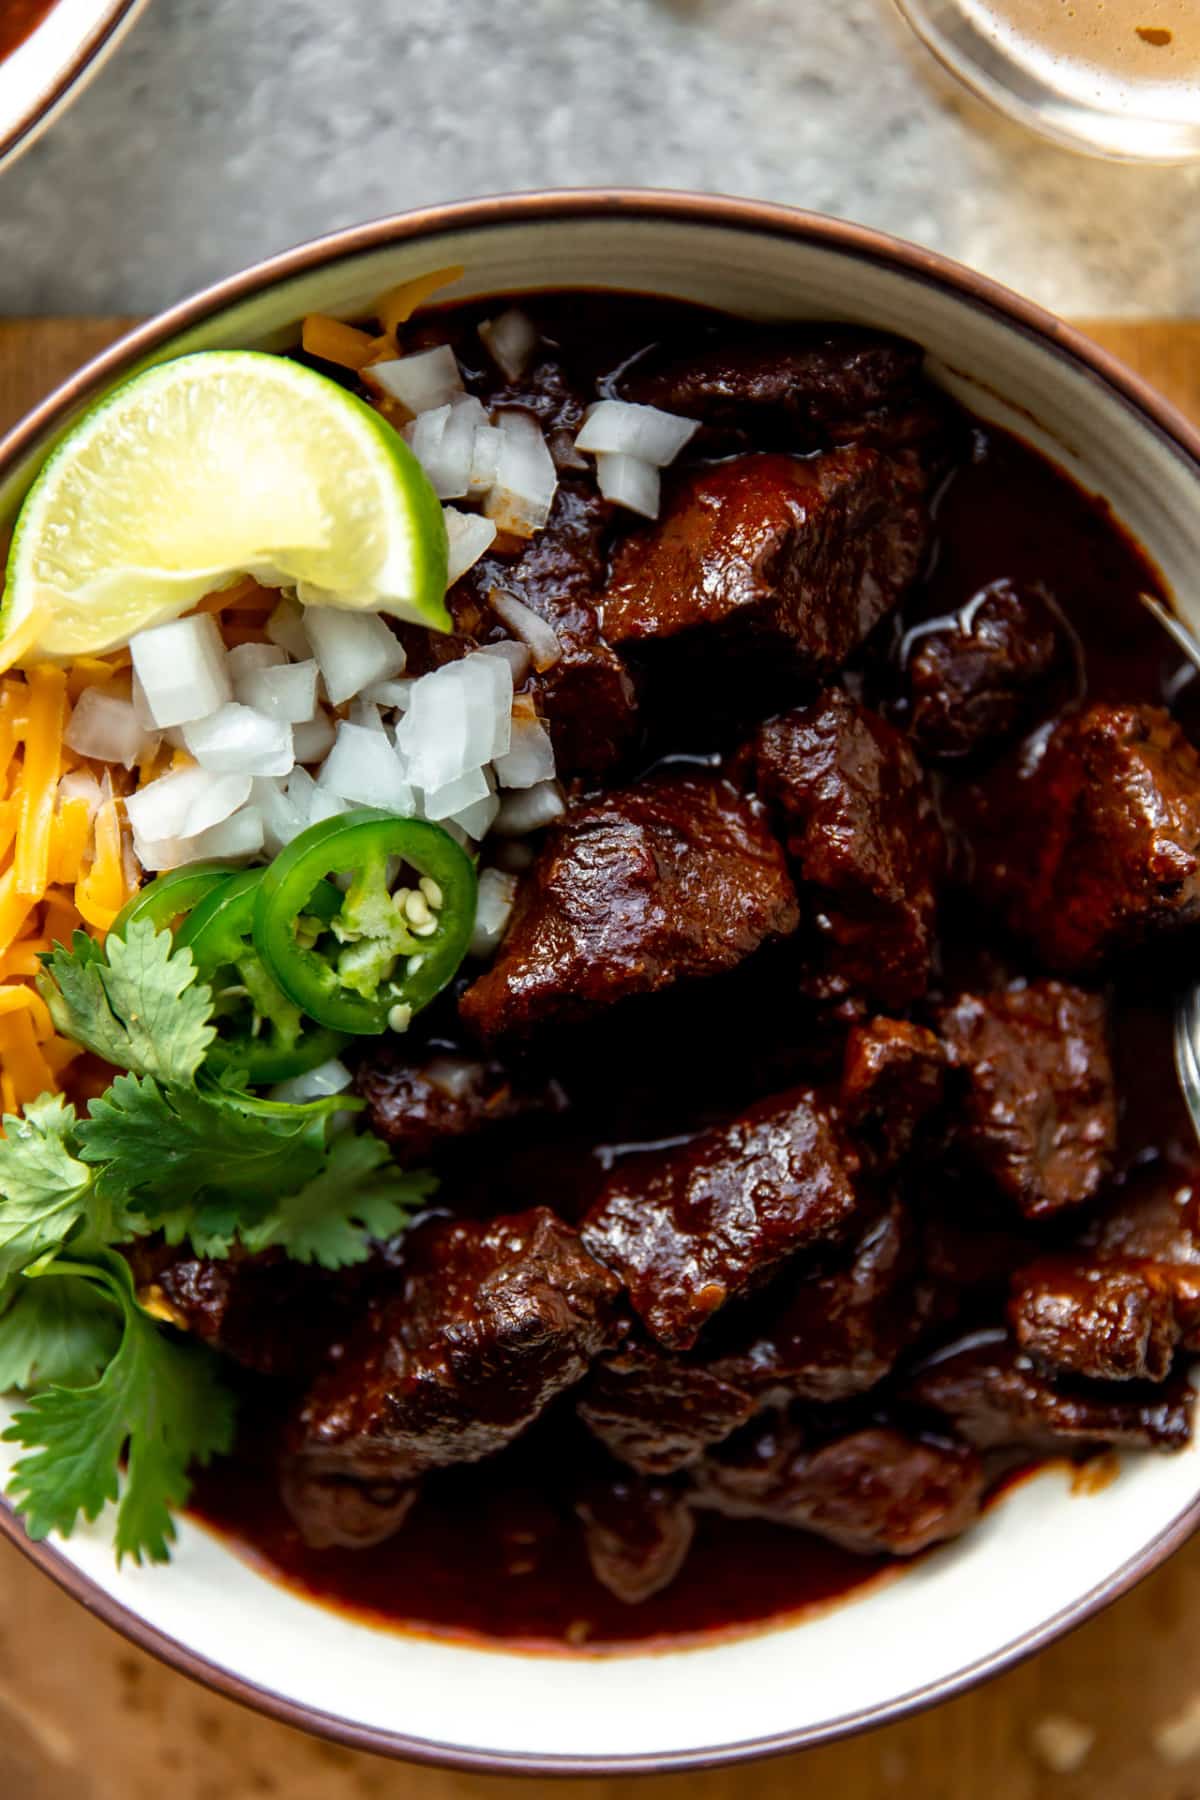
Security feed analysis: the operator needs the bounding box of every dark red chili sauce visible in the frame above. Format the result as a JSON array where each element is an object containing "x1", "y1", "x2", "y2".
[
  {"x1": 189, "y1": 294, "x2": 1200, "y2": 1651},
  {"x1": 0, "y1": 0, "x2": 57, "y2": 62}
]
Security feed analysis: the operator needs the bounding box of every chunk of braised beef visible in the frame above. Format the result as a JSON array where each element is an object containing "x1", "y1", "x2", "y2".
[
  {"x1": 287, "y1": 1208, "x2": 622, "y2": 1485},
  {"x1": 577, "y1": 1344, "x2": 757, "y2": 1475},
  {"x1": 905, "y1": 579, "x2": 1066, "y2": 761},
  {"x1": 581, "y1": 1088, "x2": 861, "y2": 1352},
  {"x1": 691, "y1": 1415, "x2": 984, "y2": 1557},
  {"x1": 458, "y1": 773, "x2": 799, "y2": 1044},
  {"x1": 755, "y1": 690, "x2": 945, "y2": 1010},
  {"x1": 128, "y1": 1243, "x2": 351, "y2": 1380},
  {"x1": 710, "y1": 1198, "x2": 926, "y2": 1404},
  {"x1": 964, "y1": 703, "x2": 1200, "y2": 973},
  {"x1": 280, "y1": 1464, "x2": 419, "y2": 1550},
  {"x1": 906, "y1": 1332, "x2": 1195, "y2": 1452},
  {"x1": 1007, "y1": 1167, "x2": 1200, "y2": 1383},
  {"x1": 937, "y1": 981, "x2": 1116, "y2": 1220},
  {"x1": 602, "y1": 447, "x2": 932, "y2": 677},
  {"x1": 448, "y1": 481, "x2": 637, "y2": 776},
  {"x1": 841, "y1": 1017, "x2": 947, "y2": 1165},
  {"x1": 354, "y1": 1047, "x2": 560, "y2": 1166},
  {"x1": 1009, "y1": 1257, "x2": 1181, "y2": 1384},
  {"x1": 575, "y1": 1473, "x2": 696, "y2": 1604},
  {"x1": 618, "y1": 326, "x2": 928, "y2": 452}
]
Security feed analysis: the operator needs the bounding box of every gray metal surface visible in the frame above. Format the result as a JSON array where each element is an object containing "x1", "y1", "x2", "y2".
[{"x1": 0, "y1": 0, "x2": 1197, "y2": 317}]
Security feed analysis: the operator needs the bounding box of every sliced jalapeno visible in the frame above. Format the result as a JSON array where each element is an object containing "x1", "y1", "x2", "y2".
[
  {"x1": 109, "y1": 862, "x2": 238, "y2": 939},
  {"x1": 177, "y1": 866, "x2": 351, "y2": 1081},
  {"x1": 254, "y1": 810, "x2": 477, "y2": 1035}
]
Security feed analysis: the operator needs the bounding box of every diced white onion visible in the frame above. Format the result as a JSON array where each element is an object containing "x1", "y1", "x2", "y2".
[
  {"x1": 483, "y1": 411, "x2": 558, "y2": 538},
  {"x1": 125, "y1": 766, "x2": 239, "y2": 843},
  {"x1": 493, "y1": 714, "x2": 556, "y2": 789},
  {"x1": 183, "y1": 703, "x2": 293, "y2": 778},
  {"x1": 469, "y1": 423, "x2": 504, "y2": 499},
  {"x1": 421, "y1": 764, "x2": 490, "y2": 822},
  {"x1": 319, "y1": 721, "x2": 414, "y2": 812},
  {"x1": 478, "y1": 309, "x2": 538, "y2": 382},
  {"x1": 58, "y1": 770, "x2": 103, "y2": 819},
  {"x1": 303, "y1": 606, "x2": 407, "y2": 706},
  {"x1": 406, "y1": 397, "x2": 487, "y2": 501},
  {"x1": 266, "y1": 595, "x2": 311, "y2": 660},
  {"x1": 366, "y1": 345, "x2": 464, "y2": 415},
  {"x1": 463, "y1": 650, "x2": 513, "y2": 762},
  {"x1": 229, "y1": 643, "x2": 287, "y2": 687},
  {"x1": 595, "y1": 452, "x2": 661, "y2": 519},
  {"x1": 488, "y1": 589, "x2": 561, "y2": 671},
  {"x1": 308, "y1": 788, "x2": 352, "y2": 827},
  {"x1": 130, "y1": 830, "x2": 185, "y2": 873},
  {"x1": 444, "y1": 506, "x2": 498, "y2": 587},
  {"x1": 470, "y1": 866, "x2": 519, "y2": 957},
  {"x1": 492, "y1": 780, "x2": 566, "y2": 837},
  {"x1": 268, "y1": 1057, "x2": 354, "y2": 1106},
  {"x1": 181, "y1": 772, "x2": 256, "y2": 839},
  {"x1": 291, "y1": 711, "x2": 337, "y2": 764},
  {"x1": 253, "y1": 777, "x2": 309, "y2": 854},
  {"x1": 64, "y1": 689, "x2": 155, "y2": 769},
  {"x1": 363, "y1": 678, "x2": 415, "y2": 711},
  {"x1": 239, "y1": 658, "x2": 319, "y2": 725},
  {"x1": 130, "y1": 614, "x2": 232, "y2": 728},
  {"x1": 184, "y1": 805, "x2": 265, "y2": 863},
  {"x1": 477, "y1": 637, "x2": 532, "y2": 684},
  {"x1": 130, "y1": 671, "x2": 156, "y2": 731},
  {"x1": 285, "y1": 765, "x2": 317, "y2": 810},
  {"x1": 451, "y1": 788, "x2": 500, "y2": 842},
  {"x1": 576, "y1": 399, "x2": 699, "y2": 466}
]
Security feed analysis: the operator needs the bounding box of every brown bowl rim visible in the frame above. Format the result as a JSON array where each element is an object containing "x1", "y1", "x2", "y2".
[
  {"x1": 2, "y1": 186, "x2": 1200, "y2": 1776},
  {"x1": 0, "y1": 0, "x2": 151, "y2": 172}
]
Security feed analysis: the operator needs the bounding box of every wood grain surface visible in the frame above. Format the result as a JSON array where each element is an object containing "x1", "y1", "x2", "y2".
[{"x1": 2, "y1": 317, "x2": 1200, "y2": 1800}]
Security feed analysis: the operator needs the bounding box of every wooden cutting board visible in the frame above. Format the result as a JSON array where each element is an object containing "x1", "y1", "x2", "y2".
[{"x1": 2, "y1": 318, "x2": 1200, "y2": 1800}]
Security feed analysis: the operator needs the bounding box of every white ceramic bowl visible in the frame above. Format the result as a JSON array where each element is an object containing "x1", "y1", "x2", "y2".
[
  {"x1": 2, "y1": 191, "x2": 1199, "y2": 1775},
  {"x1": 0, "y1": 0, "x2": 148, "y2": 174}
]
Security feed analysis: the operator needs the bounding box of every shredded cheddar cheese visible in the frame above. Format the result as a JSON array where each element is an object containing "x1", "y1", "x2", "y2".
[{"x1": 301, "y1": 315, "x2": 378, "y2": 371}]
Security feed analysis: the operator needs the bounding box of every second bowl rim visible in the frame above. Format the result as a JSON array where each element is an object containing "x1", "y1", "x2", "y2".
[{"x1": 3, "y1": 185, "x2": 1200, "y2": 1775}]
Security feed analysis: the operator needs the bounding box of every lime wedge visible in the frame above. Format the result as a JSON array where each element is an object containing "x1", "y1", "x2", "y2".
[{"x1": 1, "y1": 351, "x2": 450, "y2": 658}]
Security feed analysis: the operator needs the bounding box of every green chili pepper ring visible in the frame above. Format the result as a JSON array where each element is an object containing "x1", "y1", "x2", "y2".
[
  {"x1": 108, "y1": 861, "x2": 238, "y2": 939},
  {"x1": 254, "y1": 810, "x2": 477, "y2": 1035},
  {"x1": 178, "y1": 866, "x2": 350, "y2": 1080}
]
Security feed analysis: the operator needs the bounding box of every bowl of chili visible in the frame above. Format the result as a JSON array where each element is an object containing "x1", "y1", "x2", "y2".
[{"x1": 1, "y1": 192, "x2": 1200, "y2": 1773}]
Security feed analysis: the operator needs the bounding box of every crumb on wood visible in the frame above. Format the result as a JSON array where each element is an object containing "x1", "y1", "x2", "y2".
[
  {"x1": 1153, "y1": 1693, "x2": 1200, "y2": 1764},
  {"x1": 1030, "y1": 1714, "x2": 1095, "y2": 1774}
]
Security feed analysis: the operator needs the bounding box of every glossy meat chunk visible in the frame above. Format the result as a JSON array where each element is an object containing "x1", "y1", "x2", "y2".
[
  {"x1": 937, "y1": 981, "x2": 1116, "y2": 1220},
  {"x1": 907, "y1": 1334, "x2": 1195, "y2": 1452},
  {"x1": 841, "y1": 1016, "x2": 947, "y2": 1165},
  {"x1": 459, "y1": 773, "x2": 799, "y2": 1042},
  {"x1": 692, "y1": 1416, "x2": 984, "y2": 1556},
  {"x1": 280, "y1": 1465, "x2": 418, "y2": 1551},
  {"x1": 451, "y1": 481, "x2": 637, "y2": 775},
  {"x1": 618, "y1": 325, "x2": 927, "y2": 449},
  {"x1": 130, "y1": 1244, "x2": 348, "y2": 1380},
  {"x1": 905, "y1": 579, "x2": 1065, "y2": 760},
  {"x1": 576, "y1": 1474, "x2": 696, "y2": 1604},
  {"x1": 577, "y1": 1344, "x2": 757, "y2": 1475},
  {"x1": 755, "y1": 689, "x2": 945, "y2": 1009},
  {"x1": 602, "y1": 447, "x2": 931, "y2": 675},
  {"x1": 965, "y1": 703, "x2": 1200, "y2": 973},
  {"x1": 355, "y1": 1047, "x2": 558, "y2": 1165},
  {"x1": 1008, "y1": 1168, "x2": 1200, "y2": 1382},
  {"x1": 711, "y1": 1198, "x2": 926, "y2": 1404},
  {"x1": 288, "y1": 1208, "x2": 622, "y2": 1484},
  {"x1": 582, "y1": 1088, "x2": 861, "y2": 1351},
  {"x1": 1009, "y1": 1258, "x2": 1182, "y2": 1384}
]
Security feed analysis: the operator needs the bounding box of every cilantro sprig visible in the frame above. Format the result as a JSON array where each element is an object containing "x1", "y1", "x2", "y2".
[{"x1": 0, "y1": 922, "x2": 431, "y2": 1563}]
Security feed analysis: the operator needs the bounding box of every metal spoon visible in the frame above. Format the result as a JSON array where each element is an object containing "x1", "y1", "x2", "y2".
[{"x1": 1136, "y1": 592, "x2": 1200, "y2": 1145}]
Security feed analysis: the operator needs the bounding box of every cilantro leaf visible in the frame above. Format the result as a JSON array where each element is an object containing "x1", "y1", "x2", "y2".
[
  {"x1": 0, "y1": 1095, "x2": 93, "y2": 1287},
  {"x1": 78, "y1": 1073, "x2": 328, "y2": 1216},
  {"x1": 242, "y1": 1132, "x2": 435, "y2": 1268},
  {"x1": 3, "y1": 1252, "x2": 235, "y2": 1564},
  {"x1": 0, "y1": 1273, "x2": 122, "y2": 1392},
  {"x1": 38, "y1": 922, "x2": 215, "y2": 1084}
]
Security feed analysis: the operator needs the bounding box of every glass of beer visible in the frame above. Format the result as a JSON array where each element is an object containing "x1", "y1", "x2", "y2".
[{"x1": 892, "y1": 0, "x2": 1200, "y2": 160}]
